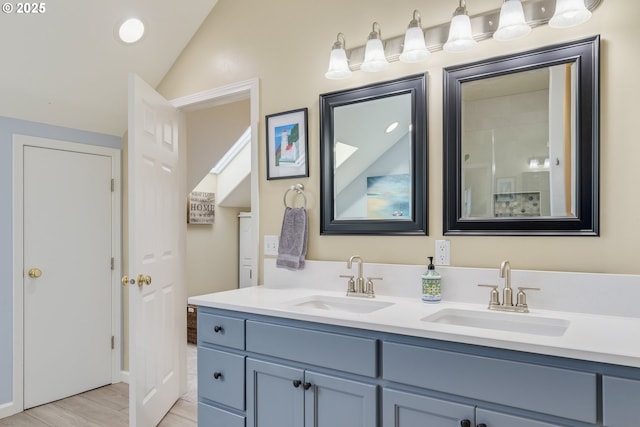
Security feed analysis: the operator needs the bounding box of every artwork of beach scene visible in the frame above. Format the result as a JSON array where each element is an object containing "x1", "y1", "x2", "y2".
[{"x1": 366, "y1": 174, "x2": 411, "y2": 219}]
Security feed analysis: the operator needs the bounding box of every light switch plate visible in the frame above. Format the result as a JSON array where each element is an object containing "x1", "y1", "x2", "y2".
[{"x1": 264, "y1": 235, "x2": 279, "y2": 256}]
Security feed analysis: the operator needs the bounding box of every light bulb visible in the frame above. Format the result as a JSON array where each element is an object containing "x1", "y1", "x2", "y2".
[
  {"x1": 361, "y1": 23, "x2": 389, "y2": 72},
  {"x1": 549, "y1": 0, "x2": 592, "y2": 29},
  {"x1": 494, "y1": 0, "x2": 531, "y2": 41},
  {"x1": 400, "y1": 11, "x2": 430, "y2": 63},
  {"x1": 325, "y1": 33, "x2": 351, "y2": 80}
]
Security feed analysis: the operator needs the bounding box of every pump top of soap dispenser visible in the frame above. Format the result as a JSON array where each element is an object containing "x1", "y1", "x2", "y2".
[{"x1": 427, "y1": 256, "x2": 435, "y2": 270}]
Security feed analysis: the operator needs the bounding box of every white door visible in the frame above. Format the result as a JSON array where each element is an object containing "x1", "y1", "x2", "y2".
[
  {"x1": 127, "y1": 74, "x2": 186, "y2": 426},
  {"x1": 23, "y1": 144, "x2": 112, "y2": 409}
]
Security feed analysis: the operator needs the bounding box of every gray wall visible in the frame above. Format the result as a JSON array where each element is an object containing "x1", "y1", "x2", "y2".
[{"x1": 0, "y1": 116, "x2": 121, "y2": 406}]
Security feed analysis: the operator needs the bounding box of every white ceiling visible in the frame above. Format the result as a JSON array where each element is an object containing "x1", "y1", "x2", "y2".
[
  {"x1": 0, "y1": 0, "x2": 218, "y2": 136},
  {"x1": 334, "y1": 94, "x2": 412, "y2": 194}
]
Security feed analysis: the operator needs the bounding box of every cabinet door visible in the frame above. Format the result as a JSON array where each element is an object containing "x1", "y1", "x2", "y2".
[
  {"x1": 246, "y1": 358, "x2": 304, "y2": 427},
  {"x1": 603, "y1": 376, "x2": 640, "y2": 427},
  {"x1": 383, "y1": 388, "x2": 474, "y2": 427},
  {"x1": 476, "y1": 408, "x2": 567, "y2": 427},
  {"x1": 305, "y1": 371, "x2": 377, "y2": 427}
]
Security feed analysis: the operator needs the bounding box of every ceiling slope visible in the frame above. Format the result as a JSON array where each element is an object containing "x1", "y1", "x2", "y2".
[{"x1": 0, "y1": 0, "x2": 218, "y2": 136}]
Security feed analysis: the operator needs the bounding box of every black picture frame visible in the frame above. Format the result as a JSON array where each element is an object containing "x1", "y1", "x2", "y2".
[
  {"x1": 319, "y1": 74, "x2": 428, "y2": 235},
  {"x1": 443, "y1": 36, "x2": 599, "y2": 236}
]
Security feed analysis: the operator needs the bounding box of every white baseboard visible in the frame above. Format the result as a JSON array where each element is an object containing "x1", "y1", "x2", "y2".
[
  {"x1": 120, "y1": 371, "x2": 129, "y2": 384},
  {"x1": 0, "y1": 400, "x2": 20, "y2": 420}
]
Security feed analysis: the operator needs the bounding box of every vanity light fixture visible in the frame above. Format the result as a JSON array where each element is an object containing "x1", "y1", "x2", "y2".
[
  {"x1": 528, "y1": 157, "x2": 551, "y2": 169},
  {"x1": 361, "y1": 22, "x2": 389, "y2": 73},
  {"x1": 399, "y1": 10, "x2": 430, "y2": 63},
  {"x1": 529, "y1": 158, "x2": 541, "y2": 169},
  {"x1": 493, "y1": 0, "x2": 531, "y2": 41},
  {"x1": 549, "y1": 0, "x2": 592, "y2": 28},
  {"x1": 324, "y1": 0, "x2": 601, "y2": 79},
  {"x1": 443, "y1": 0, "x2": 477, "y2": 53},
  {"x1": 325, "y1": 33, "x2": 352, "y2": 80}
]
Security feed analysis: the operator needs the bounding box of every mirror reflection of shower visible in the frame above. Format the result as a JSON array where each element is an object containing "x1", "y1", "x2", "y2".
[{"x1": 461, "y1": 64, "x2": 576, "y2": 219}]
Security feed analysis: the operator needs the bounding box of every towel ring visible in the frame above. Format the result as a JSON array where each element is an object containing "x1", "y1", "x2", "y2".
[{"x1": 284, "y1": 184, "x2": 307, "y2": 209}]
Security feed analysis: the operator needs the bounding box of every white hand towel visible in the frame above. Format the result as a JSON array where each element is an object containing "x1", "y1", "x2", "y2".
[{"x1": 276, "y1": 207, "x2": 308, "y2": 270}]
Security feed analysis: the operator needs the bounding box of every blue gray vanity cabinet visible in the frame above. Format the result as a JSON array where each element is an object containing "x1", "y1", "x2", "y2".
[
  {"x1": 197, "y1": 311, "x2": 246, "y2": 426},
  {"x1": 602, "y1": 376, "x2": 640, "y2": 426},
  {"x1": 244, "y1": 319, "x2": 378, "y2": 427},
  {"x1": 383, "y1": 388, "x2": 475, "y2": 425},
  {"x1": 196, "y1": 306, "x2": 640, "y2": 427},
  {"x1": 246, "y1": 358, "x2": 377, "y2": 427},
  {"x1": 383, "y1": 341, "x2": 597, "y2": 425},
  {"x1": 383, "y1": 389, "x2": 565, "y2": 427}
]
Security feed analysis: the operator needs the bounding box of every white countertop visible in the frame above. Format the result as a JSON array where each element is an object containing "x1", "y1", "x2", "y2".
[{"x1": 189, "y1": 285, "x2": 640, "y2": 369}]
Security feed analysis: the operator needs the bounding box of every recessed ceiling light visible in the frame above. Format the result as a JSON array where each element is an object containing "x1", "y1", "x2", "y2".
[{"x1": 118, "y1": 18, "x2": 145, "y2": 44}]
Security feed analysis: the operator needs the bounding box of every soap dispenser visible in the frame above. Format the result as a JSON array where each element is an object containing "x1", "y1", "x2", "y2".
[{"x1": 421, "y1": 256, "x2": 441, "y2": 303}]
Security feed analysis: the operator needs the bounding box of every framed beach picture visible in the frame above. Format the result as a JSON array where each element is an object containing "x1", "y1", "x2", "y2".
[
  {"x1": 266, "y1": 108, "x2": 309, "y2": 180},
  {"x1": 366, "y1": 174, "x2": 411, "y2": 219}
]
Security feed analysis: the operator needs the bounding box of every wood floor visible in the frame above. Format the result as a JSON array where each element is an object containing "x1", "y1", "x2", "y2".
[{"x1": 0, "y1": 345, "x2": 198, "y2": 427}]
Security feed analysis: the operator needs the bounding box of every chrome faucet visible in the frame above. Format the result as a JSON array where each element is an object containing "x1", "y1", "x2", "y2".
[
  {"x1": 499, "y1": 260, "x2": 513, "y2": 307},
  {"x1": 478, "y1": 260, "x2": 539, "y2": 313},
  {"x1": 339, "y1": 256, "x2": 381, "y2": 298},
  {"x1": 347, "y1": 255, "x2": 365, "y2": 293}
]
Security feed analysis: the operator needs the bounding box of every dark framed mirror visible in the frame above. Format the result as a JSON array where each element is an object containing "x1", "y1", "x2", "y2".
[
  {"x1": 320, "y1": 74, "x2": 427, "y2": 235},
  {"x1": 443, "y1": 36, "x2": 599, "y2": 236}
]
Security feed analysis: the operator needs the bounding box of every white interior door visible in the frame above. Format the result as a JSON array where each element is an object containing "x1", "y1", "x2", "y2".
[
  {"x1": 23, "y1": 144, "x2": 112, "y2": 409},
  {"x1": 128, "y1": 74, "x2": 186, "y2": 426}
]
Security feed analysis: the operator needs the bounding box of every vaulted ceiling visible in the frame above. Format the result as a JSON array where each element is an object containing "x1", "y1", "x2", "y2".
[{"x1": 0, "y1": 0, "x2": 218, "y2": 136}]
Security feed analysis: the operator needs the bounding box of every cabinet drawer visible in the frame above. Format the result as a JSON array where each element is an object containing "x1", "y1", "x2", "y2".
[
  {"x1": 198, "y1": 312, "x2": 245, "y2": 350},
  {"x1": 603, "y1": 376, "x2": 640, "y2": 427},
  {"x1": 476, "y1": 408, "x2": 566, "y2": 427},
  {"x1": 198, "y1": 402, "x2": 245, "y2": 427},
  {"x1": 198, "y1": 347, "x2": 245, "y2": 410},
  {"x1": 382, "y1": 341, "x2": 596, "y2": 424},
  {"x1": 246, "y1": 320, "x2": 377, "y2": 377}
]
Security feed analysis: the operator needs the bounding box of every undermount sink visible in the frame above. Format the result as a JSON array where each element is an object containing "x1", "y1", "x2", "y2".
[
  {"x1": 422, "y1": 308, "x2": 570, "y2": 337},
  {"x1": 284, "y1": 295, "x2": 394, "y2": 314}
]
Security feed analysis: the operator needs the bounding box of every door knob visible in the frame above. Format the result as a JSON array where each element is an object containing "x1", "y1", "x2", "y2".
[
  {"x1": 137, "y1": 274, "x2": 152, "y2": 286},
  {"x1": 121, "y1": 275, "x2": 135, "y2": 287},
  {"x1": 28, "y1": 268, "x2": 42, "y2": 278}
]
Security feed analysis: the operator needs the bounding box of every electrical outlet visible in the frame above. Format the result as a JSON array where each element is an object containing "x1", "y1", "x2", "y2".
[
  {"x1": 435, "y1": 239, "x2": 450, "y2": 266},
  {"x1": 264, "y1": 235, "x2": 279, "y2": 256}
]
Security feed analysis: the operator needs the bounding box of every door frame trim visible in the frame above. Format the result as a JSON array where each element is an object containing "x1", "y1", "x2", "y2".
[
  {"x1": 170, "y1": 77, "x2": 260, "y2": 287},
  {"x1": 10, "y1": 135, "x2": 122, "y2": 416}
]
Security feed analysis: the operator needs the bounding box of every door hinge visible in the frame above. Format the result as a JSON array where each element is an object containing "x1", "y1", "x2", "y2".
[
  {"x1": 111, "y1": 257, "x2": 115, "y2": 270},
  {"x1": 111, "y1": 336, "x2": 115, "y2": 350},
  {"x1": 111, "y1": 178, "x2": 115, "y2": 192}
]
